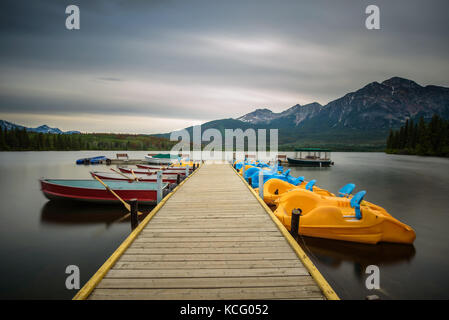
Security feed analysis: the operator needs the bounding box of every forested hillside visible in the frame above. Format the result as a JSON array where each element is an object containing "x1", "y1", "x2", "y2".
[
  {"x1": 386, "y1": 114, "x2": 449, "y2": 157},
  {"x1": 0, "y1": 128, "x2": 176, "y2": 151}
]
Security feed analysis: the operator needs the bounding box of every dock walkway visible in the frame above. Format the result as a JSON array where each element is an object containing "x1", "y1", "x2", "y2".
[{"x1": 76, "y1": 163, "x2": 336, "y2": 300}]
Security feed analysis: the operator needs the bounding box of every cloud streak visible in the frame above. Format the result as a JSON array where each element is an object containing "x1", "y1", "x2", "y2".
[{"x1": 0, "y1": 0, "x2": 448, "y2": 133}]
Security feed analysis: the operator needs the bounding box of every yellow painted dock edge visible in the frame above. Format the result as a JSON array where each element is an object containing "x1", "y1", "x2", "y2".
[
  {"x1": 73, "y1": 163, "x2": 203, "y2": 300},
  {"x1": 231, "y1": 164, "x2": 340, "y2": 300}
]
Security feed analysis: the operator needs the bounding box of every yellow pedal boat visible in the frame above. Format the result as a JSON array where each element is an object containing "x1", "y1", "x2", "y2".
[
  {"x1": 263, "y1": 178, "x2": 336, "y2": 206},
  {"x1": 273, "y1": 188, "x2": 416, "y2": 244}
]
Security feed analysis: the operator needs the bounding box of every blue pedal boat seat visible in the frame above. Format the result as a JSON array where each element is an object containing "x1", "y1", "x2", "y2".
[
  {"x1": 338, "y1": 183, "x2": 355, "y2": 197},
  {"x1": 292, "y1": 176, "x2": 305, "y2": 186},
  {"x1": 305, "y1": 179, "x2": 316, "y2": 191},
  {"x1": 350, "y1": 190, "x2": 366, "y2": 220}
]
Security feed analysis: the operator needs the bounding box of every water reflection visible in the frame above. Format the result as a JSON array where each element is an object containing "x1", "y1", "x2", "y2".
[
  {"x1": 298, "y1": 235, "x2": 416, "y2": 298},
  {"x1": 40, "y1": 200, "x2": 153, "y2": 228},
  {"x1": 299, "y1": 236, "x2": 415, "y2": 271},
  {"x1": 40, "y1": 201, "x2": 129, "y2": 226}
]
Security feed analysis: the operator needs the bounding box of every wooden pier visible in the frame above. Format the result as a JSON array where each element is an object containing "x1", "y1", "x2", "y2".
[{"x1": 74, "y1": 163, "x2": 338, "y2": 300}]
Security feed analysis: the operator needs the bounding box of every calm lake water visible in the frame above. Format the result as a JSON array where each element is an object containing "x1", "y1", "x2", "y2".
[
  {"x1": 288, "y1": 152, "x2": 449, "y2": 300},
  {"x1": 0, "y1": 151, "x2": 448, "y2": 299}
]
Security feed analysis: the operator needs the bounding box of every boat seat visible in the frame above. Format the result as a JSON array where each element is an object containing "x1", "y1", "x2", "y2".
[
  {"x1": 244, "y1": 167, "x2": 260, "y2": 180},
  {"x1": 292, "y1": 176, "x2": 305, "y2": 186},
  {"x1": 350, "y1": 190, "x2": 366, "y2": 220},
  {"x1": 305, "y1": 179, "x2": 316, "y2": 191},
  {"x1": 338, "y1": 183, "x2": 355, "y2": 197}
]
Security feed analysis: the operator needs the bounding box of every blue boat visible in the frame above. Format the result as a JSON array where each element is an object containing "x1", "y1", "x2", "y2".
[
  {"x1": 242, "y1": 164, "x2": 304, "y2": 188},
  {"x1": 76, "y1": 156, "x2": 109, "y2": 165}
]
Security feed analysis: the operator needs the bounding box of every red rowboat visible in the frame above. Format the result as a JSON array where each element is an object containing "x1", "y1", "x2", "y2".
[
  {"x1": 90, "y1": 171, "x2": 179, "y2": 183},
  {"x1": 136, "y1": 164, "x2": 193, "y2": 171},
  {"x1": 40, "y1": 179, "x2": 168, "y2": 205},
  {"x1": 118, "y1": 167, "x2": 186, "y2": 176}
]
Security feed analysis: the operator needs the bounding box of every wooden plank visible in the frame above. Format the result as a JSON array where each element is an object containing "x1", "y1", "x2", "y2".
[
  {"x1": 105, "y1": 267, "x2": 309, "y2": 278},
  {"x1": 90, "y1": 286, "x2": 323, "y2": 300},
  {"x1": 137, "y1": 232, "x2": 282, "y2": 238},
  {"x1": 130, "y1": 240, "x2": 288, "y2": 248},
  {"x1": 96, "y1": 276, "x2": 316, "y2": 289},
  {"x1": 113, "y1": 260, "x2": 304, "y2": 270},
  {"x1": 150, "y1": 216, "x2": 269, "y2": 220},
  {"x1": 150, "y1": 216, "x2": 271, "y2": 220},
  {"x1": 141, "y1": 228, "x2": 277, "y2": 233},
  {"x1": 118, "y1": 252, "x2": 299, "y2": 262},
  {"x1": 145, "y1": 223, "x2": 273, "y2": 228},
  {"x1": 133, "y1": 236, "x2": 285, "y2": 242},
  {"x1": 124, "y1": 247, "x2": 293, "y2": 254}
]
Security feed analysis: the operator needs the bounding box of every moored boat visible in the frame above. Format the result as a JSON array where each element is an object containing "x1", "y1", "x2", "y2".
[
  {"x1": 273, "y1": 188, "x2": 415, "y2": 244},
  {"x1": 144, "y1": 154, "x2": 173, "y2": 165},
  {"x1": 40, "y1": 179, "x2": 168, "y2": 205},
  {"x1": 90, "y1": 171, "x2": 179, "y2": 183},
  {"x1": 262, "y1": 178, "x2": 337, "y2": 206},
  {"x1": 287, "y1": 148, "x2": 333, "y2": 167},
  {"x1": 136, "y1": 164, "x2": 193, "y2": 171},
  {"x1": 76, "y1": 156, "x2": 109, "y2": 165},
  {"x1": 118, "y1": 167, "x2": 187, "y2": 176}
]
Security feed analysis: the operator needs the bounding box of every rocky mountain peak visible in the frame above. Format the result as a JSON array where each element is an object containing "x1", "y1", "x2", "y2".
[
  {"x1": 237, "y1": 108, "x2": 275, "y2": 123},
  {"x1": 0, "y1": 120, "x2": 79, "y2": 134},
  {"x1": 382, "y1": 77, "x2": 421, "y2": 89}
]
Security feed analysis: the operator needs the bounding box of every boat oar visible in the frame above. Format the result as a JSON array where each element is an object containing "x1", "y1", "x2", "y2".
[
  {"x1": 110, "y1": 168, "x2": 134, "y2": 182},
  {"x1": 93, "y1": 176, "x2": 144, "y2": 219},
  {"x1": 130, "y1": 169, "x2": 140, "y2": 181}
]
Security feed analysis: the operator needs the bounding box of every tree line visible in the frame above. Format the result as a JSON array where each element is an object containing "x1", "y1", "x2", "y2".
[
  {"x1": 386, "y1": 114, "x2": 449, "y2": 157},
  {"x1": 0, "y1": 128, "x2": 176, "y2": 151}
]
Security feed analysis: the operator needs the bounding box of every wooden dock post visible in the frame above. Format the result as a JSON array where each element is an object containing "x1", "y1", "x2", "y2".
[
  {"x1": 176, "y1": 173, "x2": 181, "y2": 185},
  {"x1": 291, "y1": 208, "x2": 302, "y2": 239},
  {"x1": 130, "y1": 199, "x2": 139, "y2": 230},
  {"x1": 242, "y1": 162, "x2": 246, "y2": 178},
  {"x1": 259, "y1": 170, "x2": 264, "y2": 199},
  {"x1": 156, "y1": 170, "x2": 163, "y2": 204},
  {"x1": 185, "y1": 165, "x2": 190, "y2": 177}
]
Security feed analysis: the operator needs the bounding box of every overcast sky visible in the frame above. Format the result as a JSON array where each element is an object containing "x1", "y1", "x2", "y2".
[{"x1": 0, "y1": 0, "x2": 448, "y2": 133}]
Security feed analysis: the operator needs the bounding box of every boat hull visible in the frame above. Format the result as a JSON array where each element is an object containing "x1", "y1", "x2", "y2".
[
  {"x1": 119, "y1": 167, "x2": 186, "y2": 176},
  {"x1": 136, "y1": 164, "x2": 193, "y2": 171},
  {"x1": 144, "y1": 155, "x2": 173, "y2": 165},
  {"x1": 274, "y1": 189, "x2": 415, "y2": 245},
  {"x1": 76, "y1": 156, "x2": 108, "y2": 165},
  {"x1": 91, "y1": 171, "x2": 178, "y2": 183},
  {"x1": 40, "y1": 179, "x2": 164, "y2": 205},
  {"x1": 287, "y1": 157, "x2": 332, "y2": 167}
]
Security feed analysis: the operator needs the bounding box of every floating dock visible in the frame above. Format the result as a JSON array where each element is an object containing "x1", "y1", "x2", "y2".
[{"x1": 74, "y1": 163, "x2": 338, "y2": 300}]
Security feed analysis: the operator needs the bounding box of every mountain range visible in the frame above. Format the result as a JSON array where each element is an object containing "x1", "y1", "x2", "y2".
[
  {"x1": 0, "y1": 120, "x2": 80, "y2": 135},
  {"x1": 158, "y1": 77, "x2": 449, "y2": 150},
  {"x1": 2, "y1": 76, "x2": 448, "y2": 151}
]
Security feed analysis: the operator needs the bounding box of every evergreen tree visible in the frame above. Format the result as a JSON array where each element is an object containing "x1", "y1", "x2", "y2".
[
  {"x1": 406, "y1": 119, "x2": 415, "y2": 149},
  {"x1": 387, "y1": 129, "x2": 393, "y2": 150},
  {"x1": 398, "y1": 126, "x2": 406, "y2": 149},
  {"x1": 0, "y1": 128, "x2": 7, "y2": 150},
  {"x1": 388, "y1": 114, "x2": 449, "y2": 157},
  {"x1": 429, "y1": 114, "x2": 442, "y2": 155}
]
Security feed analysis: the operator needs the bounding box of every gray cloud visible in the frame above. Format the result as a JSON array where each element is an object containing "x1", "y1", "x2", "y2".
[{"x1": 0, "y1": 0, "x2": 448, "y2": 132}]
